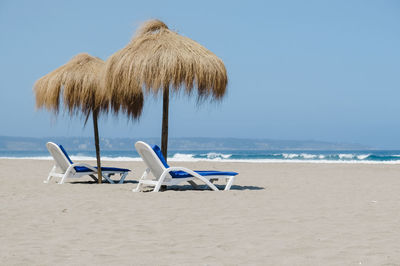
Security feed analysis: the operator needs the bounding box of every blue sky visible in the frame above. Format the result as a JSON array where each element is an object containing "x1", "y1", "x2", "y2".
[{"x1": 0, "y1": 0, "x2": 399, "y2": 148}]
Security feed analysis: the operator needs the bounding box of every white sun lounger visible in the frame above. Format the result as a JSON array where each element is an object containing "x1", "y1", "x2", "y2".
[
  {"x1": 133, "y1": 141, "x2": 238, "y2": 192},
  {"x1": 45, "y1": 142, "x2": 130, "y2": 184}
]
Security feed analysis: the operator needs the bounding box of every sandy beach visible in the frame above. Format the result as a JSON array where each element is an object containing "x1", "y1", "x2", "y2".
[{"x1": 1, "y1": 159, "x2": 400, "y2": 265}]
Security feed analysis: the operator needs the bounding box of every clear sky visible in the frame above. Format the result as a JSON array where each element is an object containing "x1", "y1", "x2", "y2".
[{"x1": 0, "y1": 0, "x2": 399, "y2": 148}]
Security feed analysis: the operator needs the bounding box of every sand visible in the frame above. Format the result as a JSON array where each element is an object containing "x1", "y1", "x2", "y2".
[{"x1": 1, "y1": 159, "x2": 400, "y2": 265}]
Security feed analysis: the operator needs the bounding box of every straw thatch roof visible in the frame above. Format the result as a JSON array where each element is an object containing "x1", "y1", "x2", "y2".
[
  {"x1": 101, "y1": 19, "x2": 228, "y2": 113},
  {"x1": 34, "y1": 53, "x2": 143, "y2": 118}
]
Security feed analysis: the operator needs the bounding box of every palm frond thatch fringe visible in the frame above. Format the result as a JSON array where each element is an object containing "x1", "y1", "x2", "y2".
[
  {"x1": 101, "y1": 19, "x2": 227, "y2": 118},
  {"x1": 34, "y1": 53, "x2": 144, "y2": 119}
]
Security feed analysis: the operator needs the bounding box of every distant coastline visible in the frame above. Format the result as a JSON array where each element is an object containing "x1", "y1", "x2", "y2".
[
  {"x1": 0, "y1": 136, "x2": 372, "y2": 151},
  {"x1": 3, "y1": 136, "x2": 400, "y2": 164}
]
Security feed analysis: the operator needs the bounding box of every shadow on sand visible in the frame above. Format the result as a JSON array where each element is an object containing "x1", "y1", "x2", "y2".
[
  {"x1": 66, "y1": 181, "x2": 264, "y2": 191},
  {"x1": 68, "y1": 180, "x2": 139, "y2": 185},
  {"x1": 160, "y1": 184, "x2": 265, "y2": 192}
]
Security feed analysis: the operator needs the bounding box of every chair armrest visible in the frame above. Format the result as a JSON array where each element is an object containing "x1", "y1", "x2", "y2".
[
  {"x1": 164, "y1": 166, "x2": 198, "y2": 176},
  {"x1": 70, "y1": 162, "x2": 97, "y2": 172},
  {"x1": 162, "y1": 167, "x2": 219, "y2": 191}
]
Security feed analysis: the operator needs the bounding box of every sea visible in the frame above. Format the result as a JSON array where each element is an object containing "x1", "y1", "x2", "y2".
[{"x1": 2, "y1": 149, "x2": 400, "y2": 164}]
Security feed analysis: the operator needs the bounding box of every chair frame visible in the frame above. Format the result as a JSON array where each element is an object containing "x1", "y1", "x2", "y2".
[
  {"x1": 133, "y1": 141, "x2": 236, "y2": 192},
  {"x1": 45, "y1": 142, "x2": 129, "y2": 184}
]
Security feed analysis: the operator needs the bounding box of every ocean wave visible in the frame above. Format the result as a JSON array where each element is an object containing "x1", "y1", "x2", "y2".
[
  {"x1": 202, "y1": 159, "x2": 400, "y2": 164},
  {"x1": 356, "y1": 154, "x2": 371, "y2": 160},
  {"x1": 171, "y1": 153, "x2": 197, "y2": 161},
  {"x1": 200, "y1": 152, "x2": 232, "y2": 160},
  {"x1": 2, "y1": 156, "x2": 400, "y2": 164},
  {"x1": 338, "y1": 154, "x2": 354, "y2": 159},
  {"x1": 2, "y1": 150, "x2": 400, "y2": 164},
  {"x1": 282, "y1": 153, "x2": 298, "y2": 159}
]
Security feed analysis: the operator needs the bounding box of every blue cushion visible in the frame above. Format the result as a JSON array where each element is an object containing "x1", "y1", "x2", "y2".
[
  {"x1": 169, "y1": 170, "x2": 238, "y2": 179},
  {"x1": 74, "y1": 166, "x2": 130, "y2": 173},
  {"x1": 58, "y1": 144, "x2": 130, "y2": 173},
  {"x1": 152, "y1": 145, "x2": 169, "y2": 168},
  {"x1": 150, "y1": 144, "x2": 237, "y2": 179},
  {"x1": 59, "y1": 144, "x2": 73, "y2": 164}
]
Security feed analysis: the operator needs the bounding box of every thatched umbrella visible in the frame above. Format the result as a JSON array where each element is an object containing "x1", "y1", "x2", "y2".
[
  {"x1": 34, "y1": 53, "x2": 143, "y2": 183},
  {"x1": 102, "y1": 19, "x2": 228, "y2": 160}
]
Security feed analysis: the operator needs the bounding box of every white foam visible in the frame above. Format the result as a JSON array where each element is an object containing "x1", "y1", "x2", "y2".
[
  {"x1": 283, "y1": 153, "x2": 298, "y2": 159},
  {"x1": 185, "y1": 159, "x2": 400, "y2": 164},
  {"x1": 338, "y1": 154, "x2": 355, "y2": 159},
  {"x1": 70, "y1": 155, "x2": 95, "y2": 161},
  {"x1": 300, "y1": 153, "x2": 317, "y2": 159},
  {"x1": 171, "y1": 153, "x2": 197, "y2": 161},
  {"x1": 2, "y1": 156, "x2": 400, "y2": 164},
  {"x1": 204, "y1": 152, "x2": 232, "y2": 160},
  {"x1": 282, "y1": 153, "x2": 319, "y2": 159},
  {"x1": 356, "y1": 154, "x2": 370, "y2": 160},
  {"x1": 2, "y1": 153, "x2": 400, "y2": 165}
]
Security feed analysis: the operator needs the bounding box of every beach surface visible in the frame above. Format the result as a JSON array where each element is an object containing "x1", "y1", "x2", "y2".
[{"x1": 1, "y1": 159, "x2": 400, "y2": 265}]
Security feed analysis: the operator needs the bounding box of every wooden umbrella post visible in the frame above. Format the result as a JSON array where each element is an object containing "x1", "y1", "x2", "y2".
[
  {"x1": 161, "y1": 85, "x2": 169, "y2": 162},
  {"x1": 92, "y1": 110, "x2": 103, "y2": 184}
]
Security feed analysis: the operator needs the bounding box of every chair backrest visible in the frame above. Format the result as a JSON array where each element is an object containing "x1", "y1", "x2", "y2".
[
  {"x1": 135, "y1": 141, "x2": 168, "y2": 179},
  {"x1": 46, "y1": 142, "x2": 73, "y2": 172}
]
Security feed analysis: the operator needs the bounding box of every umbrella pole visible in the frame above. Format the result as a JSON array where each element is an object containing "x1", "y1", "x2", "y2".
[
  {"x1": 161, "y1": 85, "x2": 169, "y2": 161},
  {"x1": 92, "y1": 110, "x2": 103, "y2": 184}
]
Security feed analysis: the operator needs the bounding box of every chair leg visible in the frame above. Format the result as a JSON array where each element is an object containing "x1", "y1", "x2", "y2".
[
  {"x1": 59, "y1": 166, "x2": 75, "y2": 184},
  {"x1": 153, "y1": 173, "x2": 169, "y2": 192},
  {"x1": 59, "y1": 173, "x2": 68, "y2": 184},
  {"x1": 89, "y1": 174, "x2": 98, "y2": 182},
  {"x1": 118, "y1": 172, "x2": 128, "y2": 184},
  {"x1": 133, "y1": 182, "x2": 143, "y2": 192},
  {"x1": 102, "y1": 174, "x2": 115, "y2": 184},
  {"x1": 132, "y1": 168, "x2": 150, "y2": 192},
  {"x1": 44, "y1": 174, "x2": 53, "y2": 184},
  {"x1": 133, "y1": 169, "x2": 149, "y2": 192},
  {"x1": 224, "y1": 176, "x2": 235, "y2": 191},
  {"x1": 153, "y1": 181, "x2": 163, "y2": 192},
  {"x1": 44, "y1": 166, "x2": 56, "y2": 183},
  {"x1": 188, "y1": 180, "x2": 198, "y2": 189}
]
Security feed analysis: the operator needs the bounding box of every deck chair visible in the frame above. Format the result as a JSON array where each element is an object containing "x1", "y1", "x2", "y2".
[
  {"x1": 45, "y1": 142, "x2": 130, "y2": 184},
  {"x1": 133, "y1": 141, "x2": 238, "y2": 192}
]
